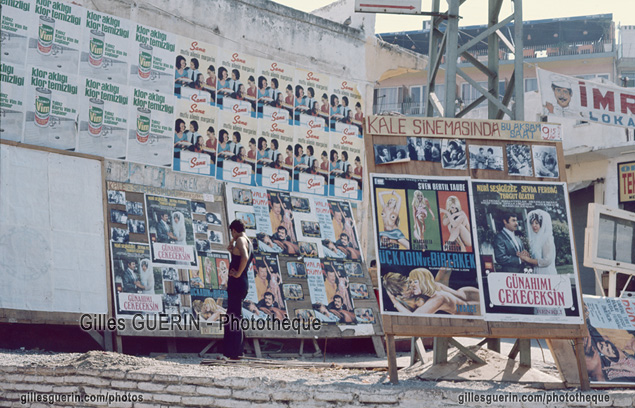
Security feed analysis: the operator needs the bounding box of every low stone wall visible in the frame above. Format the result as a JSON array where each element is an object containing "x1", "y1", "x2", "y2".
[{"x1": 1, "y1": 364, "x2": 634, "y2": 407}]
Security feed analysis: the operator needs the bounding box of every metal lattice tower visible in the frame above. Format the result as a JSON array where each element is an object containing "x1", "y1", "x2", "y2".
[{"x1": 425, "y1": 0, "x2": 524, "y2": 120}]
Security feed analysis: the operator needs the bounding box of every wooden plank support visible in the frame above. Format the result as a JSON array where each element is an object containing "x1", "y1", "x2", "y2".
[
  {"x1": 115, "y1": 335, "x2": 123, "y2": 353},
  {"x1": 448, "y1": 338, "x2": 486, "y2": 365},
  {"x1": 86, "y1": 330, "x2": 104, "y2": 349},
  {"x1": 198, "y1": 340, "x2": 217, "y2": 357},
  {"x1": 409, "y1": 337, "x2": 418, "y2": 366},
  {"x1": 486, "y1": 338, "x2": 501, "y2": 353},
  {"x1": 104, "y1": 329, "x2": 113, "y2": 352},
  {"x1": 386, "y1": 334, "x2": 399, "y2": 384},
  {"x1": 433, "y1": 337, "x2": 449, "y2": 365},
  {"x1": 519, "y1": 338, "x2": 531, "y2": 367},
  {"x1": 508, "y1": 338, "x2": 520, "y2": 359},
  {"x1": 167, "y1": 338, "x2": 177, "y2": 354},
  {"x1": 372, "y1": 335, "x2": 387, "y2": 359},
  {"x1": 253, "y1": 338, "x2": 262, "y2": 358},
  {"x1": 409, "y1": 337, "x2": 427, "y2": 366},
  {"x1": 573, "y1": 338, "x2": 591, "y2": 391}
]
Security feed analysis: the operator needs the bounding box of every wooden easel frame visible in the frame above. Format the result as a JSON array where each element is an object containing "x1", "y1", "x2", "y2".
[{"x1": 363, "y1": 116, "x2": 590, "y2": 389}]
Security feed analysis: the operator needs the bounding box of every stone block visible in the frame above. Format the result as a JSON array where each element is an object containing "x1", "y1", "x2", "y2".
[
  {"x1": 137, "y1": 382, "x2": 167, "y2": 392},
  {"x1": 358, "y1": 393, "x2": 400, "y2": 404},
  {"x1": 165, "y1": 384, "x2": 197, "y2": 394},
  {"x1": 271, "y1": 391, "x2": 310, "y2": 402},
  {"x1": 314, "y1": 391, "x2": 354, "y2": 403},
  {"x1": 196, "y1": 386, "x2": 232, "y2": 397},
  {"x1": 232, "y1": 390, "x2": 270, "y2": 402},
  {"x1": 110, "y1": 380, "x2": 139, "y2": 390},
  {"x1": 151, "y1": 393, "x2": 182, "y2": 404}
]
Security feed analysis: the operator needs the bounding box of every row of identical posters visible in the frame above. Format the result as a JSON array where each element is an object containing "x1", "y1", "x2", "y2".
[
  {"x1": 226, "y1": 183, "x2": 373, "y2": 325},
  {"x1": 1, "y1": 0, "x2": 364, "y2": 200},
  {"x1": 370, "y1": 175, "x2": 583, "y2": 324}
]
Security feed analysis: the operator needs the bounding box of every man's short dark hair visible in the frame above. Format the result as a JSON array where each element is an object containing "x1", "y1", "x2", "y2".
[
  {"x1": 333, "y1": 294, "x2": 343, "y2": 302},
  {"x1": 263, "y1": 291, "x2": 273, "y2": 299},
  {"x1": 229, "y1": 219, "x2": 246, "y2": 233},
  {"x1": 277, "y1": 226, "x2": 286, "y2": 233},
  {"x1": 499, "y1": 211, "x2": 517, "y2": 226}
]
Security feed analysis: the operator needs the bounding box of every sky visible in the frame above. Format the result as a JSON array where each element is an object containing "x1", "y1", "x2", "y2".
[{"x1": 272, "y1": 0, "x2": 635, "y2": 34}]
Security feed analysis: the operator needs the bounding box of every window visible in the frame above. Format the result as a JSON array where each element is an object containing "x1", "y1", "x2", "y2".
[
  {"x1": 461, "y1": 80, "x2": 506, "y2": 105},
  {"x1": 373, "y1": 87, "x2": 403, "y2": 114},
  {"x1": 409, "y1": 85, "x2": 426, "y2": 115},
  {"x1": 525, "y1": 78, "x2": 538, "y2": 92},
  {"x1": 621, "y1": 72, "x2": 635, "y2": 87},
  {"x1": 575, "y1": 73, "x2": 611, "y2": 81}
]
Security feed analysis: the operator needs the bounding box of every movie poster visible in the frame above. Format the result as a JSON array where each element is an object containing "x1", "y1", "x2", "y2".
[
  {"x1": 128, "y1": 22, "x2": 175, "y2": 94},
  {"x1": 145, "y1": 194, "x2": 198, "y2": 269},
  {"x1": 242, "y1": 254, "x2": 288, "y2": 320},
  {"x1": 110, "y1": 242, "x2": 163, "y2": 316},
  {"x1": 471, "y1": 180, "x2": 583, "y2": 323},
  {"x1": 227, "y1": 185, "x2": 301, "y2": 256},
  {"x1": 23, "y1": 65, "x2": 79, "y2": 150},
  {"x1": 175, "y1": 36, "x2": 217, "y2": 104},
  {"x1": 76, "y1": 77, "x2": 129, "y2": 158},
  {"x1": 256, "y1": 58, "x2": 295, "y2": 119},
  {"x1": 295, "y1": 68, "x2": 329, "y2": 127},
  {"x1": 582, "y1": 295, "x2": 635, "y2": 385},
  {"x1": 216, "y1": 48, "x2": 256, "y2": 114},
  {"x1": 305, "y1": 258, "x2": 357, "y2": 324},
  {"x1": 216, "y1": 109, "x2": 257, "y2": 185},
  {"x1": 191, "y1": 251, "x2": 229, "y2": 325},
  {"x1": 80, "y1": 9, "x2": 131, "y2": 85},
  {"x1": 0, "y1": 62, "x2": 27, "y2": 141},
  {"x1": 319, "y1": 198, "x2": 362, "y2": 260},
  {"x1": 26, "y1": 0, "x2": 83, "y2": 75},
  {"x1": 371, "y1": 174, "x2": 481, "y2": 318},
  {"x1": 125, "y1": 86, "x2": 174, "y2": 166},
  {"x1": 292, "y1": 122, "x2": 329, "y2": 196},
  {"x1": 329, "y1": 129, "x2": 364, "y2": 200},
  {"x1": 256, "y1": 102, "x2": 293, "y2": 191},
  {"x1": 1, "y1": 0, "x2": 33, "y2": 66},
  {"x1": 173, "y1": 96, "x2": 218, "y2": 176},
  {"x1": 329, "y1": 76, "x2": 363, "y2": 136}
]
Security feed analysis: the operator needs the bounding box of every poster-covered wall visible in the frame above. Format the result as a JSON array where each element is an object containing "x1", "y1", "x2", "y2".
[
  {"x1": 225, "y1": 183, "x2": 381, "y2": 328},
  {"x1": 0, "y1": 0, "x2": 365, "y2": 200},
  {"x1": 105, "y1": 181, "x2": 381, "y2": 337},
  {"x1": 106, "y1": 182, "x2": 228, "y2": 332}
]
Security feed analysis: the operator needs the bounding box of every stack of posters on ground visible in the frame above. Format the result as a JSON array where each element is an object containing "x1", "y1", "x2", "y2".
[
  {"x1": 370, "y1": 175, "x2": 481, "y2": 318},
  {"x1": 370, "y1": 174, "x2": 583, "y2": 324},
  {"x1": 106, "y1": 183, "x2": 228, "y2": 335},
  {"x1": 226, "y1": 183, "x2": 380, "y2": 330},
  {"x1": 582, "y1": 295, "x2": 635, "y2": 385}
]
